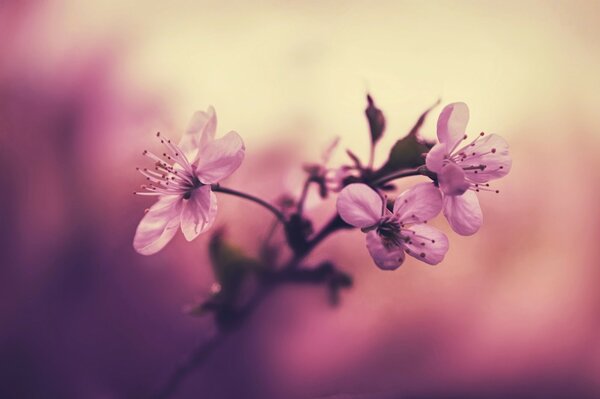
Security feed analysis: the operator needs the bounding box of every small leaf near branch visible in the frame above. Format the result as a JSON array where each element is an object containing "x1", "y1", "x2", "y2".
[
  {"x1": 371, "y1": 100, "x2": 439, "y2": 180},
  {"x1": 365, "y1": 94, "x2": 386, "y2": 145},
  {"x1": 208, "y1": 229, "x2": 263, "y2": 306}
]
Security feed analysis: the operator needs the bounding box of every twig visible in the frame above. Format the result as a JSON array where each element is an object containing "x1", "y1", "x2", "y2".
[
  {"x1": 154, "y1": 213, "x2": 350, "y2": 398},
  {"x1": 153, "y1": 334, "x2": 225, "y2": 399},
  {"x1": 212, "y1": 184, "x2": 285, "y2": 223}
]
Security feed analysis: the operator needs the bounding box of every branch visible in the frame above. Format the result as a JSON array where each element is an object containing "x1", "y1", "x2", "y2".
[
  {"x1": 154, "y1": 213, "x2": 352, "y2": 398},
  {"x1": 153, "y1": 334, "x2": 225, "y2": 399},
  {"x1": 371, "y1": 166, "x2": 434, "y2": 186}
]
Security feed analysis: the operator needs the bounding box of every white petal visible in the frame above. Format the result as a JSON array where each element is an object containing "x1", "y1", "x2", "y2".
[
  {"x1": 425, "y1": 142, "x2": 447, "y2": 173},
  {"x1": 403, "y1": 224, "x2": 449, "y2": 265},
  {"x1": 366, "y1": 231, "x2": 405, "y2": 270},
  {"x1": 443, "y1": 190, "x2": 482, "y2": 236},
  {"x1": 195, "y1": 131, "x2": 245, "y2": 184},
  {"x1": 178, "y1": 107, "x2": 217, "y2": 161},
  {"x1": 462, "y1": 133, "x2": 512, "y2": 183},
  {"x1": 393, "y1": 182, "x2": 442, "y2": 223},
  {"x1": 437, "y1": 102, "x2": 469, "y2": 150},
  {"x1": 438, "y1": 163, "x2": 470, "y2": 196},
  {"x1": 336, "y1": 184, "x2": 383, "y2": 228},
  {"x1": 180, "y1": 186, "x2": 218, "y2": 241},
  {"x1": 133, "y1": 195, "x2": 182, "y2": 255}
]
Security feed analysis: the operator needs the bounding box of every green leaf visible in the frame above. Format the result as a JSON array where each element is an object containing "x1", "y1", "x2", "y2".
[
  {"x1": 372, "y1": 100, "x2": 439, "y2": 180},
  {"x1": 208, "y1": 229, "x2": 262, "y2": 303}
]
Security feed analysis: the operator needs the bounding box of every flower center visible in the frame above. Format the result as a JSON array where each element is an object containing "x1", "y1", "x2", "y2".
[
  {"x1": 134, "y1": 132, "x2": 202, "y2": 198},
  {"x1": 183, "y1": 175, "x2": 204, "y2": 199},
  {"x1": 376, "y1": 217, "x2": 404, "y2": 248}
]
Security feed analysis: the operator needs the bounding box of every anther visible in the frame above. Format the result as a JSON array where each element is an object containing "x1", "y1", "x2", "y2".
[
  {"x1": 480, "y1": 132, "x2": 484, "y2": 136},
  {"x1": 491, "y1": 148, "x2": 496, "y2": 153},
  {"x1": 420, "y1": 252, "x2": 426, "y2": 258}
]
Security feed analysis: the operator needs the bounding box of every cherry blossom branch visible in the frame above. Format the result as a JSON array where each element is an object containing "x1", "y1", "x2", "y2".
[{"x1": 211, "y1": 184, "x2": 285, "y2": 223}]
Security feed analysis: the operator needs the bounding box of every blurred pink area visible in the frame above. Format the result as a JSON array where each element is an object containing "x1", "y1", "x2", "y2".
[{"x1": 2, "y1": 1, "x2": 600, "y2": 398}]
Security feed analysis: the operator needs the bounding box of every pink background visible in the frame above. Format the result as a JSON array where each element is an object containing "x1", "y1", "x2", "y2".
[{"x1": 1, "y1": 1, "x2": 600, "y2": 398}]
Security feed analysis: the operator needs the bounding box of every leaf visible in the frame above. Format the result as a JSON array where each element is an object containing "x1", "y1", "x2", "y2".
[
  {"x1": 208, "y1": 228, "x2": 262, "y2": 304},
  {"x1": 365, "y1": 94, "x2": 386, "y2": 145},
  {"x1": 371, "y1": 100, "x2": 439, "y2": 180}
]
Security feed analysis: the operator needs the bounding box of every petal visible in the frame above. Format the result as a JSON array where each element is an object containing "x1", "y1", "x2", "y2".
[
  {"x1": 438, "y1": 163, "x2": 471, "y2": 196},
  {"x1": 195, "y1": 131, "x2": 245, "y2": 184},
  {"x1": 425, "y1": 142, "x2": 447, "y2": 173},
  {"x1": 180, "y1": 186, "x2": 218, "y2": 241},
  {"x1": 443, "y1": 190, "x2": 482, "y2": 235},
  {"x1": 393, "y1": 182, "x2": 442, "y2": 223},
  {"x1": 461, "y1": 133, "x2": 512, "y2": 183},
  {"x1": 437, "y1": 102, "x2": 469, "y2": 150},
  {"x1": 365, "y1": 231, "x2": 405, "y2": 270},
  {"x1": 403, "y1": 224, "x2": 449, "y2": 265},
  {"x1": 133, "y1": 195, "x2": 182, "y2": 255},
  {"x1": 178, "y1": 107, "x2": 217, "y2": 161},
  {"x1": 336, "y1": 183, "x2": 383, "y2": 228}
]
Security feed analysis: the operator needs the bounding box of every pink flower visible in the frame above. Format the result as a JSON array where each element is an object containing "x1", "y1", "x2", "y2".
[
  {"x1": 426, "y1": 103, "x2": 511, "y2": 235},
  {"x1": 336, "y1": 183, "x2": 449, "y2": 270},
  {"x1": 133, "y1": 107, "x2": 245, "y2": 255}
]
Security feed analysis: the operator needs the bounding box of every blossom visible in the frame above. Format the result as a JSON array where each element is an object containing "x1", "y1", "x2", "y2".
[
  {"x1": 336, "y1": 183, "x2": 449, "y2": 270},
  {"x1": 133, "y1": 107, "x2": 245, "y2": 255},
  {"x1": 426, "y1": 103, "x2": 511, "y2": 235}
]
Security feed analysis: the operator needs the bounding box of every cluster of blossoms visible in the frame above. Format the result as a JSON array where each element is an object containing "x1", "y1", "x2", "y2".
[
  {"x1": 133, "y1": 100, "x2": 510, "y2": 271},
  {"x1": 336, "y1": 102, "x2": 511, "y2": 269}
]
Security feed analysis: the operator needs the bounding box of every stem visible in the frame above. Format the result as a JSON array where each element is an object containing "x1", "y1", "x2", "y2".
[
  {"x1": 371, "y1": 166, "x2": 430, "y2": 186},
  {"x1": 306, "y1": 215, "x2": 349, "y2": 256},
  {"x1": 367, "y1": 143, "x2": 375, "y2": 170},
  {"x1": 211, "y1": 184, "x2": 285, "y2": 223},
  {"x1": 296, "y1": 177, "x2": 312, "y2": 216}
]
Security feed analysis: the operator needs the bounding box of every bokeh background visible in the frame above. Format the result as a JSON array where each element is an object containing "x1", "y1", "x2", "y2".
[{"x1": 2, "y1": 1, "x2": 600, "y2": 398}]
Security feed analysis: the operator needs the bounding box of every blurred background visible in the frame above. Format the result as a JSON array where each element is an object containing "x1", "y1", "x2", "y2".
[{"x1": 2, "y1": 0, "x2": 600, "y2": 398}]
